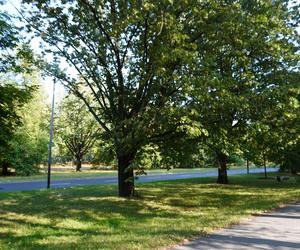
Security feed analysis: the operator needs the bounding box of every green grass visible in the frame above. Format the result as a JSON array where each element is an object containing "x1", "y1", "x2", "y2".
[
  {"x1": 0, "y1": 170, "x2": 117, "y2": 183},
  {"x1": 0, "y1": 173, "x2": 299, "y2": 250},
  {"x1": 0, "y1": 167, "x2": 242, "y2": 183}
]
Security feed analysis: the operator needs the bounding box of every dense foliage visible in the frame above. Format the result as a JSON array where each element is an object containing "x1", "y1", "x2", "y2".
[
  {"x1": 0, "y1": 73, "x2": 49, "y2": 175},
  {"x1": 0, "y1": 78, "x2": 34, "y2": 175},
  {"x1": 0, "y1": 2, "x2": 39, "y2": 175},
  {"x1": 0, "y1": 0, "x2": 299, "y2": 196}
]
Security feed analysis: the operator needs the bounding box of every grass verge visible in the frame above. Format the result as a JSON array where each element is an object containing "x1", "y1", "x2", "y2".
[{"x1": 0, "y1": 173, "x2": 299, "y2": 250}]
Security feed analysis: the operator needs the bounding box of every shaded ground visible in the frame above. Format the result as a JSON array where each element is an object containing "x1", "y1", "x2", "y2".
[{"x1": 173, "y1": 202, "x2": 300, "y2": 250}]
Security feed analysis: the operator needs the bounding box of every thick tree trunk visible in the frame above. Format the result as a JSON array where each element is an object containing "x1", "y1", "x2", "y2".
[
  {"x1": 291, "y1": 168, "x2": 297, "y2": 175},
  {"x1": 75, "y1": 158, "x2": 82, "y2": 172},
  {"x1": 1, "y1": 162, "x2": 9, "y2": 176},
  {"x1": 118, "y1": 153, "x2": 135, "y2": 197},
  {"x1": 217, "y1": 153, "x2": 228, "y2": 184}
]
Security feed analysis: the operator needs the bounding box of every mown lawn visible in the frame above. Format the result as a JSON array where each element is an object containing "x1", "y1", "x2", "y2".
[
  {"x1": 0, "y1": 174, "x2": 299, "y2": 250},
  {"x1": 0, "y1": 170, "x2": 117, "y2": 183}
]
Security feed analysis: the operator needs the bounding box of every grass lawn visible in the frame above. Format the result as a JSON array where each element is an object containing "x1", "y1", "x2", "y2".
[
  {"x1": 0, "y1": 167, "x2": 245, "y2": 183},
  {"x1": 0, "y1": 170, "x2": 117, "y2": 183},
  {"x1": 0, "y1": 173, "x2": 299, "y2": 250}
]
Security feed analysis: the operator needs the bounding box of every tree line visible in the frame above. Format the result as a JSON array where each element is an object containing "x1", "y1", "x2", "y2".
[{"x1": 0, "y1": 0, "x2": 299, "y2": 197}]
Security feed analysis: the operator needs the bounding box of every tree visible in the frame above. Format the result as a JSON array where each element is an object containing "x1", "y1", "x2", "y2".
[
  {"x1": 56, "y1": 95, "x2": 100, "y2": 171},
  {"x1": 0, "y1": 1, "x2": 36, "y2": 175},
  {"x1": 248, "y1": 75, "x2": 300, "y2": 175},
  {"x1": 0, "y1": 77, "x2": 35, "y2": 175},
  {"x1": 189, "y1": 0, "x2": 299, "y2": 183},
  {"x1": 0, "y1": 72, "x2": 48, "y2": 176},
  {"x1": 279, "y1": 143, "x2": 300, "y2": 175},
  {"x1": 7, "y1": 73, "x2": 49, "y2": 175},
  {"x1": 22, "y1": 0, "x2": 195, "y2": 196},
  {"x1": 243, "y1": 123, "x2": 273, "y2": 178}
]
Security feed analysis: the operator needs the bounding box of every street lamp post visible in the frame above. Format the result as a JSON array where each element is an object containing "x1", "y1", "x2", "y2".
[{"x1": 47, "y1": 79, "x2": 56, "y2": 189}]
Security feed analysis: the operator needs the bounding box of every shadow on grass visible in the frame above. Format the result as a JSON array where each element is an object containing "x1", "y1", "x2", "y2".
[{"x1": 0, "y1": 174, "x2": 299, "y2": 250}]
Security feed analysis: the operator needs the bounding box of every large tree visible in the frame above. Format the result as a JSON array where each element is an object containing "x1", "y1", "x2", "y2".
[
  {"x1": 189, "y1": 0, "x2": 299, "y2": 183},
  {"x1": 244, "y1": 73, "x2": 300, "y2": 175},
  {"x1": 5, "y1": 74, "x2": 49, "y2": 176},
  {"x1": 22, "y1": 0, "x2": 195, "y2": 196},
  {"x1": 0, "y1": 1, "x2": 35, "y2": 175},
  {"x1": 0, "y1": 78, "x2": 34, "y2": 175}
]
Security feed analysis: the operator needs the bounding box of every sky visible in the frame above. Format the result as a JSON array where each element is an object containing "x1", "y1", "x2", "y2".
[
  {"x1": 2, "y1": 0, "x2": 300, "y2": 103},
  {"x1": 2, "y1": 0, "x2": 67, "y2": 104}
]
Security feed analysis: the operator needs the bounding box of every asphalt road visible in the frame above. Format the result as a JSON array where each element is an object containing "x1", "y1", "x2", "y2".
[
  {"x1": 0, "y1": 167, "x2": 278, "y2": 192},
  {"x1": 173, "y1": 201, "x2": 300, "y2": 250}
]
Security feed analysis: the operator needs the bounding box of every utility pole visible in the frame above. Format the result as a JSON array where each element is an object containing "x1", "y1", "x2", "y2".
[{"x1": 47, "y1": 79, "x2": 56, "y2": 189}]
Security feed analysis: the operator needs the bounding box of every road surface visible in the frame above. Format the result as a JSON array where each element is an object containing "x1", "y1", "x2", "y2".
[
  {"x1": 173, "y1": 201, "x2": 300, "y2": 250},
  {"x1": 0, "y1": 167, "x2": 278, "y2": 192}
]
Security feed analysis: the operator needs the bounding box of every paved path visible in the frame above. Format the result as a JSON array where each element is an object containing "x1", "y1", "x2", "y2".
[
  {"x1": 0, "y1": 167, "x2": 278, "y2": 192},
  {"x1": 173, "y1": 201, "x2": 300, "y2": 250}
]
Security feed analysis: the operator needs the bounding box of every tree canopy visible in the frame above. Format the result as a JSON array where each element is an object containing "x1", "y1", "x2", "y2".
[
  {"x1": 15, "y1": 0, "x2": 300, "y2": 195},
  {"x1": 188, "y1": 0, "x2": 300, "y2": 183}
]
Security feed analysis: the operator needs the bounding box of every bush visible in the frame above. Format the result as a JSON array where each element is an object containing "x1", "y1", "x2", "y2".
[
  {"x1": 279, "y1": 144, "x2": 300, "y2": 175},
  {"x1": 7, "y1": 132, "x2": 47, "y2": 175},
  {"x1": 227, "y1": 154, "x2": 245, "y2": 166}
]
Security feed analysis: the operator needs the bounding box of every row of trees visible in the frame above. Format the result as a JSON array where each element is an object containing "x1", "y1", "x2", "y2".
[
  {"x1": 0, "y1": 70, "x2": 261, "y2": 178},
  {"x1": 1, "y1": 0, "x2": 299, "y2": 197}
]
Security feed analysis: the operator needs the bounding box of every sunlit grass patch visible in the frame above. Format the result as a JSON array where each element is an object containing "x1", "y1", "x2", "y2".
[{"x1": 0, "y1": 174, "x2": 299, "y2": 250}]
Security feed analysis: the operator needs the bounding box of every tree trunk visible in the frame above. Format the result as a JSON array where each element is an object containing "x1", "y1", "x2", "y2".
[
  {"x1": 1, "y1": 161, "x2": 9, "y2": 176},
  {"x1": 118, "y1": 153, "x2": 135, "y2": 197},
  {"x1": 291, "y1": 168, "x2": 297, "y2": 175},
  {"x1": 75, "y1": 158, "x2": 82, "y2": 172},
  {"x1": 217, "y1": 153, "x2": 228, "y2": 184},
  {"x1": 263, "y1": 154, "x2": 267, "y2": 179},
  {"x1": 246, "y1": 158, "x2": 249, "y2": 174}
]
